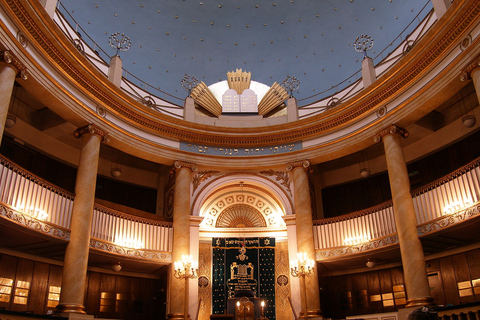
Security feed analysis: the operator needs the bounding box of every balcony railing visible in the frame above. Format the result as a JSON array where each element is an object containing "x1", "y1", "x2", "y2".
[
  {"x1": 0, "y1": 156, "x2": 172, "y2": 257},
  {"x1": 314, "y1": 158, "x2": 480, "y2": 256}
]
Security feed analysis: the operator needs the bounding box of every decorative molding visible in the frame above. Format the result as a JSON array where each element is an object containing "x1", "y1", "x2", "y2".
[
  {"x1": 418, "y1": 204, "x2": 480, "y2": 236},
  {"x1": 193, "y1": 170, "x2": 220, "y2": 193},
  {"x1": 93, "y1": 203, "x2": 173, "y2": 227},
  {"x1": 74, "y1": 124, "x2": 110, "y2": 142},
  {"x1": 316, "y1": 235, "x2": 399, "y2": 259},
  {"x1": 4, "y1": 0, "x2": 480, "y2": 146},
  {"x1": 286, "y1": 159, "x2": 310, "y2": 172},
  {"x1": 173, "y1": 160, "x2": 198, "y2": 172},
  {"x1": 0, "y1": 50, "x2": 28, "y2": 80},
  {"x1": 89, "y1": 238, "x2": 171, "y2": 262},
  {"x1": 0, "y1": 204, "x2": 70, "y2": 240},
  {"x1": 373, "y1": 124, "x2": 408, "y2": 143},
  {"x1": 259, "y1": 169, "x2": 292, "y2": 196},
  {"x1": 460, "y1": 54, "x2": 480, "y2": 81},
  {"x1": 0, "y1": 155, "x2": 75, "y2": 198},
  {"x1": 192, "y1": 172, "x2": 293, "y2": 216},
  {"x1": 275, "y1": 244, "x2": 291, "y2": 320}
]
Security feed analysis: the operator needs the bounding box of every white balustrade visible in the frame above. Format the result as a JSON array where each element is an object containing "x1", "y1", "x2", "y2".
[
  {"x1": 314, "y1": 159, "x2": 480, "y2": 250},
  {"x1": 0, "y1": 156, "x2": 172, "y2": 253}
]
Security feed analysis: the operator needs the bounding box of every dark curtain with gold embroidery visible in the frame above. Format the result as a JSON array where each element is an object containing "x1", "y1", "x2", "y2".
[{"x1": 212, "y1": 237, "x2": 275, "y2": 319}]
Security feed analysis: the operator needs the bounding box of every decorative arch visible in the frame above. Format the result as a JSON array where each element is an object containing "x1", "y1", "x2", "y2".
[{"x1": 215, "y1": 204, "x2": 266, "y2": 228}]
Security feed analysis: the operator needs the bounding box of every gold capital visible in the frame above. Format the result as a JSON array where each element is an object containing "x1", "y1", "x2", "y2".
[
  {"x1": 460, "y1": 54, "x2": 480, "y2": 81},
  {"x1": 74, "y1": 124, "x2": 109, "y2": 142},
  {"x1": 0, "y1": 51, "x2": 28, "y2": 80},
  {"x1": 286, "y1": 159, "x2": 310, "y2": 172},
  {"x1": 374, "y1": 124, "x2": 408, "y2": 143},
  {"x1": 174, "y1": 160, "x2": 198, "y2": 172}
]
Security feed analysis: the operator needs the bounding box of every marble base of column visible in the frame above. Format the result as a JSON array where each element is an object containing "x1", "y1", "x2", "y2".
[
  {"x1": 405, "y1": 296, "x2": 435, "y2": 308},
  {"x1": 167, "y1": 313, "x2": 190, "y2": 320},
  {"x1": 54, "y1": 303, "x2": 86, "y2": 316}
]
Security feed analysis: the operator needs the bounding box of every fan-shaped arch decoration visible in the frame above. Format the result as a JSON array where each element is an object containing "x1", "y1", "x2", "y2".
[{"x1": 216, "y1": 204, "x2": 266, "y2": 228}]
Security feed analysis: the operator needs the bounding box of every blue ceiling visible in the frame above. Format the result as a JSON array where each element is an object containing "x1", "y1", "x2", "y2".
[{"x1": 58, "y1": 0, "x2": 432, "y2": 102}]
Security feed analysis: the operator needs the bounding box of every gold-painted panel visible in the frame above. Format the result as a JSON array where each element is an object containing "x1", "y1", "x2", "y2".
[
  {"x1": 472, "y1": 279, "x2": 480, "y2": 287},
  {"x1": 383, "y1": 299, "x2": 394, "y2": 307},
  {"x1": 393, "y1": 285, "x2": 404, "y2": 292},
  {"x1": 14, "y1": 288, "x2": 29, "y2": 297},
  {"x1": 13, "y1": 296, "x2": 27, "y2": 305},
  {"x1": 47, "y1": 300, "x2": 58, "y2": 308},
  {"x1": 16, "y1": 280, "x2": 30, "y2": 289},
  {"x1": 116, "y1": 293, "x2": 128, "y2": 300},
  {"x1": 0, "y1": 285, "x2": 12, "y2": 294},
  {"x1": 100, "y1": 299, "x2": 115, "y2": 306},
  {"x1": 382, "y1": 293, "x2": 393, "y2": 300},
  {"x1": 49, "y1": 286, "x2": 61, "y2": 293},
  {"x1": 0, "y1": 293, "x2": 10, "y2": 302},
  {"x1": 394, "y1": 291, "x2": 405, "y2": 298},
  {"x1": 0, "y1": 278, "x2": 13, "y2": 286},
  {"x1": 370, "y1": 294, "x2": 381, "y2": 302},
  {"x1": 459, "y1": 288, "x2": 473, "y2": 297},
  {"x1": 48, "y1": 293, "x2": 60, "y2": 301},
  {"x1": 395, "y1": 298, "x2": 407, "y2": 305},
  {"x1": 474, "y1": 287, "x2": 480, "y2": 294},
  {"x1": 340, "y1": 291, "x2": 352, "y2": 298},
  {"x1": 101, "y1": 292, "x2": 114, "y2": 299},
  {"x1": 100, "y1": 306, "x2": 113, "y2": 312},
  {"x1": 458, "y1": 281, "x2": 472, "y2": 289}
]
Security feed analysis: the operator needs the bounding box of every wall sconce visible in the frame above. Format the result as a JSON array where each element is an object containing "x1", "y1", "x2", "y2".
[
  {"x1": 5, "y1": 114, "x2": 16, "y2": 128},
  {"x1": 366, "y1": 259, "x2": 377, "y2": 268},
  {"x1": 110, "y1": 167, "x2": 122, "y2": 178},
  {"x1": 111, "y1": 262, "x2": 122, "y2": 272}
]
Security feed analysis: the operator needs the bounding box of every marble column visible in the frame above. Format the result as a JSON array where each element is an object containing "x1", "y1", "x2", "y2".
[
  {"x1": 287, "y1": 160, "x2": 322, "y2": 319},
  {"x1": 55, "y1": 124, "x2": 109, "y2": 315},
  {"x1": 167, "y1": 161, "x2": 197, "y2": 320},
  {"x1": 374, "y1": 125, "x2": 434, "y2": 307},
  {"x1": 0, "y1": 51, "x2": 27, "y2": 143}
]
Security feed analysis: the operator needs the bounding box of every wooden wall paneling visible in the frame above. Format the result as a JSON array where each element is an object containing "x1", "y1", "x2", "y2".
[
  {"x1": 352, "y1": 273, "x2": 369, "y2": 314},
  {"x1": 115, "y1": 275, "x2": 131, "y2": 317},
  {"x1": 0, "y1": 254, "x2": 18, "y2": 310},
  {"x1": 85, "y1": 272, "x2": 101, "y2": 316},
  {"x1": 390, "y1": 267, "x2": 406, "y2": 308},
  {"x1": 439, "y1": 256, "x2": 460, "y2": 305},
  {"x1": 323, "y1": 276, "x2": 342, "y2": 318},
  {"x1": 99, "y1": 273, "x2": 116, "y2": 318},
  {"x1": 378, "y1": 269, "x2": 395, "y2": 313},
  {"x1": 46, "y1": 265, "x2": 62, "y2": 312},
  {"x1": 366, "y1": 271, "x2": 382, "y2": 314},
  {"x1": 11, "y1": 258, "x2": 34, "y2": 312},
  {"x1": 465, "y1": 249, "x2": 480, "y2": 301},
  {"x1": 452, "y1": 253, "x2": 475, "y2": 304},
  {"x1": 130, "y1": 277, "x2": 146, "y2": 320},
  {"x1": 27, "y1": 261, "x2": 49, "y2": 314}
]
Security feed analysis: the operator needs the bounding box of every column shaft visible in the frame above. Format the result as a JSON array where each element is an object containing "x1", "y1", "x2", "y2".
[
  {"x1": 291, "y1": 162, "x2": 322, "y2": 318},
  {"x1": 168, "y1": 163, "x2": 194, "y2": 320},
  {"x1": 382, "y1": 132, "x2": 433, "y2": 307},
  {"x1": 0, "y1": 64, "x2": 18, "y2": 141}
]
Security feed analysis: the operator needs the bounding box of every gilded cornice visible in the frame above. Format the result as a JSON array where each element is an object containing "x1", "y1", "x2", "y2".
[
  {"x1": 0, "y1": 50, "x2": 28, "y2": 79},
  {"x1": 74, "y1": 124, "x2": 109, "y2": 142},
  {"x1": 4, "y1": 0, "x2": 480, "y2": 147},
  {"x1": 373, "y1": 124, "x2": 409, "y2": 143}
]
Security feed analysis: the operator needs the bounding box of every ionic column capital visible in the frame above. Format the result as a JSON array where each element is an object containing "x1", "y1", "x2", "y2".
[
  {"x1": 74, "y1": 124, "x2": 109, "y2": 142},
  {"x1": 174, "y1": 160, "x2": 198, "y2": 172},
  {"x1": 0, "y1": 51, "x2": 28, "y2": 80},
  {"x1": 460, "y1": 54, "x2": 480, "y2": 81},
  {"x1": 286, "y1": 159, "x2": 310, "y2": 172},
  {"x1": 374, "y1": 124, "x2": 409, "y2": 143}
]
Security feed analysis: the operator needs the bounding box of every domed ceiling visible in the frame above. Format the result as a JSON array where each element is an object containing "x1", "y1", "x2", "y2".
[{"x1": 59, "y1": 0, "x2": 431, "y2": 102}]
